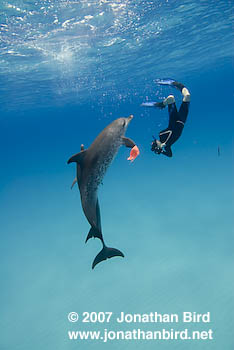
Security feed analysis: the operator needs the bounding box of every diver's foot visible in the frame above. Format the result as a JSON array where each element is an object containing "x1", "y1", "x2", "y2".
[
  {"x1": 155, "y1": 102, "x2": 166, "y2": 109},
  {"x1": 172, "y1": 81, "x2": 185, "y2": 92}
]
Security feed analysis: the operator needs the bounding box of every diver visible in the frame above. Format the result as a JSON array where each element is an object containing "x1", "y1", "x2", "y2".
[{"x1": 141, "y1": 79, "x2": 190, "y2": 157}]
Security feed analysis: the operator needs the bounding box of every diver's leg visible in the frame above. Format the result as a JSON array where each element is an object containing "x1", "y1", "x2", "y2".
[
  {"x1": 172, "y1": 81, "x2": 190, "y2": 102},
  {"x1": 164, "y1": 95, "x2": 176, "y2": 106},
  {"x1": 171, "y1": 80, "x2": 191, "y2": 103},
  {"x1": 152, "y1": 94, "x2": 178, "y2": 155},
  {"x1": 178, "y1": 88, "x2": 190, "y2": 123},
  {"x1": 154, "y1": 94, "x2": 175, "y2": 109},
  {"x1": 178, "y1": 102, "x2": 190, "y2": 123},
  {"x1": 154, "y1": 96, "x2": 177, "y2": 147},
  {"x1": 152, "y1": 97, "x2": 177, "y2": 153},
  {"x1": 182, "y1": 87, "x2": 190, "y2": 102},
  {"x1": 165, "y1": 95, "x2": 178, "y2": 126}
]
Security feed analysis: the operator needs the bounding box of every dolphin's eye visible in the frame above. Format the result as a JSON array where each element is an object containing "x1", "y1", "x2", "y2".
[{"x1": 122, "y1": 120, "x2": 126, "y2": 127}]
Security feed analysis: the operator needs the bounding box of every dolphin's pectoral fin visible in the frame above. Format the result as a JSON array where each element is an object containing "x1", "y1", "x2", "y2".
[
  {"x1": 92, "y1": 246, "x2": 124, "y2": 269},
  {"x1": 122, "y1": 137, "x2": 140, "y2": 162},
  {"x1": 71, "y1": 177, "x2": 77, "y2": 189},
  {"x1": 67, "y1": 149, "x2": 87, "y2": 164},
  {"x1": 121, "y1": 136, "x2": 135, "y2": 148},
  {"x1": 85, "y1": 226, "x2": 103, "y2": 243}
]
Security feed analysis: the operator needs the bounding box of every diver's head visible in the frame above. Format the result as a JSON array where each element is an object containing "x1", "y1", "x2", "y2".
[{"x1": 151, "y1": 139, "x2": 163, "y2": 154}]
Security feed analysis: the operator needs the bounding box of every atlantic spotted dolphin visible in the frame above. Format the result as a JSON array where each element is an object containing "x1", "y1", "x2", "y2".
[{"x1": 67, "y1": 115, "x2": 139, "y2": 269}]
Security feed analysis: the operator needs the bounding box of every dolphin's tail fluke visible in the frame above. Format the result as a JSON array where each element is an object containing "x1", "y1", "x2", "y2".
[
  {"x1": 85, "y1": 226, "x2": 103, "y2": 243},
  {"x1": 92, "y1": 245, "x2": 124, "y2": 269}
]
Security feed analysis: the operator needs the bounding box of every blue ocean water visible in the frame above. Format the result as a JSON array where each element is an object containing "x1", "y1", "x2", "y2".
[{"x1": 0, "y1": 0, "x2": 233, "y2": 349}]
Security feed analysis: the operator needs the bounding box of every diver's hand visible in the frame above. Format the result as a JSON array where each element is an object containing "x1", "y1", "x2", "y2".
[{"x1": 127, "y1": 145, "x2": 140, "y2": 162}]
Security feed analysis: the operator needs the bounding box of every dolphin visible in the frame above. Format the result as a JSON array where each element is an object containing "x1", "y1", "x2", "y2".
[{"x1": 67, "y1": 115, "x2": 139, "y2": 269}]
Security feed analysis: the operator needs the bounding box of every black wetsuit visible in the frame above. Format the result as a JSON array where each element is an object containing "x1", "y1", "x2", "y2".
[{"x1": 159, "y1": 101, "x2": 190, "y2": 157}]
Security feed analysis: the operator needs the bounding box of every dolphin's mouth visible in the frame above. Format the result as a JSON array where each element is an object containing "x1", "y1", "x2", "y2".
[
  {"x1": 124, "y1": 114, "x2": 133, "y2": 127},
  {"x1": 126, "y1": 115, "x2": 134, "y2": 126}
]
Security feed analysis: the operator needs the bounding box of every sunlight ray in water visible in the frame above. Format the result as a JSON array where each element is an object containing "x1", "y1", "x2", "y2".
[{"x1": 0, "y1": 0, "x2": 232, "y2": 109}]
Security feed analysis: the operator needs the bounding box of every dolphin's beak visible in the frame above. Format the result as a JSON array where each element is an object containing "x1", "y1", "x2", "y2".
[{"x1": 128, "y1": 114, "x2": 134, "y2": 121}]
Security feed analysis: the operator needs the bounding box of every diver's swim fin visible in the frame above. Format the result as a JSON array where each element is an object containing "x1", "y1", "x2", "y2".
[
  {"x1": 156, "y1": 78, "x2": 185, "y2": 92},
  {"x1": 141, "y1": 102, "x2": 157, "y2": 107},
  {"x1": 155, "y1": 78, "x2": 176, "y2": 86},
  {"x1": 92, "y1": 245, "x2": 124, "y2": 269},
  {"x1": 155, "y1": 101, "x2": 166, "y2": 109},
  {"x1": 85, "y1": 226, "x2": 103, "y2": 243}
]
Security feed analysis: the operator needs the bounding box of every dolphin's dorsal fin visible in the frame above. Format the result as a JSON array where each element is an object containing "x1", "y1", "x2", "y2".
[{"x1": 67, "y1": 150, "x2": 87, "y2": 164}]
